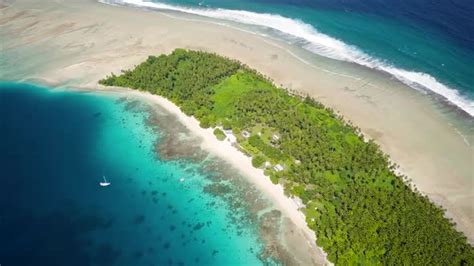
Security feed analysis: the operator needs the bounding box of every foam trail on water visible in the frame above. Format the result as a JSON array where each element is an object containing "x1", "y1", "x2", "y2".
[{"x1": 100, "y1": 0, "x2": 474, "y2": 116}]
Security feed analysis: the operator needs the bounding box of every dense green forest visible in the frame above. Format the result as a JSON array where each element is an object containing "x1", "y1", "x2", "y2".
[{"x1": 100, "y1": 49, "x2": 474, "y2": 265}]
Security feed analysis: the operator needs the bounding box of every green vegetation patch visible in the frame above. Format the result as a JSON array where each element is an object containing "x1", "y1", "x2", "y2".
[
  {"x1": 239, "y1": 141, "x2": 260, "y2": 155},
  {"x1": 212, "y1": 71, "x2": 271, "y2": 119},
  {"x1": 213, "y1": 128, "x2": 226, "y2": 141},
  {"x1": 248, "y1": 135, "x2": 284, "y2": 161},
  {"x1": 100, "y1": 49, "x2": 474, "y2": 265},
  {"x1": 251, "y1": 155, "x2": 266, "y2": 168},
  {"x1": 100, "y1": 48, "x2": 241, "y2": 119}
]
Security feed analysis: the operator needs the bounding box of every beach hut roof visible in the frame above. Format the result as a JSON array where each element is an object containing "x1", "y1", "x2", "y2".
[{"x1": 274, "y1": 164, "x2": 284, "y2": 171}]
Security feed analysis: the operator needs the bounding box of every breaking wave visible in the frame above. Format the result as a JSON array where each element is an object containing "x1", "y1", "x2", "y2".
[{"x1": 100, "y1": 0, "x2": 474, "y2": 116}]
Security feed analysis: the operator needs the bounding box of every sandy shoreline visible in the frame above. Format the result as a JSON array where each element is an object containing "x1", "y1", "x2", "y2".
[
  {"x1": 63, "y1": 84, "x2": 329, "y2": 264},
  {"x1": 128, "y1": 89, "x2": 329, "y2": 265},
  {"x1": 1, "y1": 0, "x2": 473, "y2": 252},
  {"x1": 17, "y1": 78, "x2": 330, "y2": 264}
]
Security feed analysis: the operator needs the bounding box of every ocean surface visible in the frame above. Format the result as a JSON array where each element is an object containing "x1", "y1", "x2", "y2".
[
  {"x1": 0, "y1": 83, "x2": 280, "y2": 266},
  {"x1": 102, "y1": 0, "x2": 474, "y2": 116}
]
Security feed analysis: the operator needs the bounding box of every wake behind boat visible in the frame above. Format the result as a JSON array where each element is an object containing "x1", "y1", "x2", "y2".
[{"x1": 100, "y1": 175, "x2": 111, "y2": 187}]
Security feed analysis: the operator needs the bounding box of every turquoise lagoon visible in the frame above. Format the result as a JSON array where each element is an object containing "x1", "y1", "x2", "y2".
[{"x1": 0, "y1": 83, "x2": 281, "y2": 265}]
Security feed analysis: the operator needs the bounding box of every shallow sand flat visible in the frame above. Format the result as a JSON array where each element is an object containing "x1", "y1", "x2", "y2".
[{"x1": 1, "y1": 0, "x2": 473, "y2": 245}]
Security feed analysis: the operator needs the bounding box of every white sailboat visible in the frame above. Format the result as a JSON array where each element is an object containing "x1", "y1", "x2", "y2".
[{"x1": 100, "y1": 175, "x2": 111, "y2": 187}]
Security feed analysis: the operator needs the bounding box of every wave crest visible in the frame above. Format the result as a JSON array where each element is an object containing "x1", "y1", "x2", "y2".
[{"x1": 100, "y1": 0, "x2": 474, "y2": 116}]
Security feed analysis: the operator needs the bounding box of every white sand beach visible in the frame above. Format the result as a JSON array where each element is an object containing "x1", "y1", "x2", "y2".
[
  {"x1": 1, "y1": 0, "x2": 473, "y2": 256},
  {"x1": 132, "y1": 89, "x2": 329, "y2": 265}
]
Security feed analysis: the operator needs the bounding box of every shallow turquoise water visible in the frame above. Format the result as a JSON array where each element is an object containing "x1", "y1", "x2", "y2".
[{"x1": 0, "y1": 82, "x2": 274, "y2": 265}]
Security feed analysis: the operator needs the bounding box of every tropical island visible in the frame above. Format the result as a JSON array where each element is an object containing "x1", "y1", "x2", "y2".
[{"x1": 100, "y1": 49, "x2": 474, "y2": 265}]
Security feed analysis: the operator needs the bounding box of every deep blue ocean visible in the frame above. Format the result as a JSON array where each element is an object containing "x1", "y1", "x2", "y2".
[
  {"x1": 106, "y1": 0, "x2": 474, "y2": 116},
  {"x1": 0, "y1": 83, "x2": 276, "y2": 266}
]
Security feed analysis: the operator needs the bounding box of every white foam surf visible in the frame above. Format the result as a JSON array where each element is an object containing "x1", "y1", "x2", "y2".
[{"x1": 100, "y1": 0, "x2": 474, "y2": 116}]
